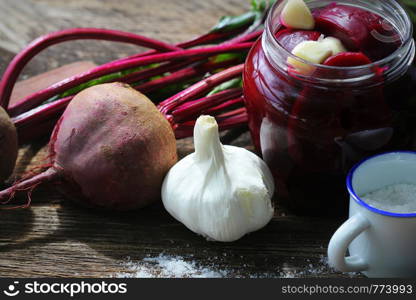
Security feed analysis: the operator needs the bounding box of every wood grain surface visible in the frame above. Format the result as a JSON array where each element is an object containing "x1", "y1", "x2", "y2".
[{"x1": 0, "y1": 0, "x2": 355, "y2": 278}]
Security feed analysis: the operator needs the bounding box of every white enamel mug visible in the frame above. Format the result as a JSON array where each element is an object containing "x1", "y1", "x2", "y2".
[{"x1": 328, "y1": 151, "x2": 416, "y2": 278}]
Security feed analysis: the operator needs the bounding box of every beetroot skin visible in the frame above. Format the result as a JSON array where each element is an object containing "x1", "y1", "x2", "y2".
[
  {"x1": 0, "y1": 106, "x2": 18, "y2": 182},
  {"x1": 0, "y1": 82, "x2": 178, "y2": 210}
]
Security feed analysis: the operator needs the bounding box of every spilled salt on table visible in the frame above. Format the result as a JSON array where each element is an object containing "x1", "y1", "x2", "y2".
[
  {"x1": 115, "y1": 254, "x2": 357, "y2": 278},
  {"x1": 360, "y1": 183, "x2": 416, "y2": 213},
  {"x1": 116, "y1": 254, "x2": 229, "y2": 278}
]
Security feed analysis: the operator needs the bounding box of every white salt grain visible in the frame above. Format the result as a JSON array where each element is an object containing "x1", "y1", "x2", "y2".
[{"x1": 360, "y1": 183, "x2": 416, "y2": 214}]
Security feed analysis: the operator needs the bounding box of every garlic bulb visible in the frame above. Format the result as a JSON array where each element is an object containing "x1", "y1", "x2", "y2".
[{"x1": 162, "y1": 115, "x2": 275, "y2": 242}]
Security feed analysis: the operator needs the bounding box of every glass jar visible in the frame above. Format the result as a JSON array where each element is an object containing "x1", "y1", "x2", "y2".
[{"x1": 243, "y1": 0, "x2": 416, "y2": 216}]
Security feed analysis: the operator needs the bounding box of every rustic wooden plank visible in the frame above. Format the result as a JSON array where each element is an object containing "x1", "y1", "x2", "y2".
[{"x1": 0, "y1": 203, "x2": 357, "y2": 278}]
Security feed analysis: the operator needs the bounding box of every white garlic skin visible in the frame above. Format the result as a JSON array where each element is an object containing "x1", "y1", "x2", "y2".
[{"x1": 162, "y1": 116, "x2": 275, "y2": 242}]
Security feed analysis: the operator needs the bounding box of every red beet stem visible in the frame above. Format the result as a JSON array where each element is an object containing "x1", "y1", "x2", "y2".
[
  {"x1": 13, "y1": 96, "x2": 72, "y2": 128},
  {"x1": 15, "y1": 93, "x2": 247, "y2": 142},
  {"x1": 0, "y1": 28, "x2": 232, "y2": 113},
  {"x1": 178, "y1": 30, "x2": 242, "y2": 48},
  {"x1": 14, "y1": 58, "x2": 240, "y2": 125},
  {"x1": 171, "y1": 88, "x2": 243, "y2": 123},
  {"x1": 134, "y1": 58, "x2": 240, "y2": 94},
  {"x1": 215, "y1": 107, "x2": 247, "y2": 120},
  {"x1": 13, "y1": 63, "x2": 244, "y2": 142},
  {"x1": 13, "y1": 96, "x2": 72, "y2": 144},
  {"x1": 12, "y1": 60, "x2": 202, "y2": 130},
  {"x1": 224, "y1": 30, "x2": 262, "y2": 45},
  {"x1": 158, "y1": 63, "x2": 244, "y2": 116},
  {"x1": 115, "y1": 27, "x2": 254, "y2": 63},
  {"x1": 204, "y1": 96, "x2": 244, "y2": 115},
  {"x1": 216, "y1": 109, "x2": 248, "y2": 129},
  {"x1": 0, "y1": 168, "x2": 59, "y2": 203},
  {"x1": 120, "y1": 59, "x2": 200, "y2": 84},
  {"x1": 6, "y1": 30, "x2": 257, "y2": 117},
  {"x1": 15, "y1": 91, "x2": 246, "y2": 142},
  {"x1": 8, "y1": 43, "x2": 251, "y2": 117},
  {"x1": 0, "y1": 28, "x2": 182, "y2": 110},
  {"x1": 13, "y1": 60, "x2": 245, "y2": 143}
]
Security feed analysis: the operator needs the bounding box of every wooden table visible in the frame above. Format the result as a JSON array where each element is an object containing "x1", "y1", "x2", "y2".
[{"x1": 0, "y1": 0, "x2": 356, "y2": 278}]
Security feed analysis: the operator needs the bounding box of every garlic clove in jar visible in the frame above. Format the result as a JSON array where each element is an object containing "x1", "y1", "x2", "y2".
[
  {"x1": 280, "y1": 0, "x2": 315, "y2": 30},
  {"x1": 287, "y1": 40, "x2": 332, "y2": 75},
  {"x1": 162, "y1": 115, "x2": 275, "y2": 242},
  {"x1": 320, "y1": 37, "x2": 347, "y2": 56}
]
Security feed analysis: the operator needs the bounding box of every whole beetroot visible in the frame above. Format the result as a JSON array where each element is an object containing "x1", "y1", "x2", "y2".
[
  {"x1": 0, "y1": 106, "x2": 18, "y2": 183},
  {"x1": 0, "y1": 82, "x2": 177, "y2": 210}
]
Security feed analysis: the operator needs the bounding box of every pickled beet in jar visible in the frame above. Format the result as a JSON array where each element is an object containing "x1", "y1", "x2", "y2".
[{"x1": 243, "y1": 0, "x2": 416, "y2": 216}]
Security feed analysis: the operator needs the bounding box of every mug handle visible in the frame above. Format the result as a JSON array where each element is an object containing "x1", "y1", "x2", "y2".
[{"x1": 328, "y1": 213, "x2": 370, "y2": 272}]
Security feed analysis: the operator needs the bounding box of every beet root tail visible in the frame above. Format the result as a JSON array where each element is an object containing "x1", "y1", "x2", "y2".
[{"x1": 0, "y1": 168, "x2": 59, "y2": 208}]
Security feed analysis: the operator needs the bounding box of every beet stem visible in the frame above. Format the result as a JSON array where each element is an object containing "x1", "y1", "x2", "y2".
[
  {"x1": 0, "y1": 28, "x2": 183, "y2": 111},
  {"x1": 158, "y1": 64, "x2": 244, "y2": 115},
  {"x1": 115, "y1": 27, "x2": 255, "y2": 63},
  {"x1": 120, "y1": 59, "x2": 199, "y2": 84},
  {"x1": 171, "y1": 88, "x2": 243, "y2": 123},
  {"x1": 217, "y1": 110, "x2": 248, "y2": 129},
  {"x1": 177, "y1": 30, "x2": 244, "y2": 48},
  {"x1": 14, "y1": 63, "x2": 245, "y2": 142},
  {"x1": 6, "y1": 29, "x2": 257, "y2": 118},
  {"x1": 13, "y1": 60, "x2": 246, "y2": 143},
  {"x1": 204, "y1": 96, "x2": 244, "y2": 115},
  {"x1": 0, "y1": 168, "x2": 59, "y2": 203},
  {"x1": 13, "y1": 59, "x2": 241, "y2": 133},
  {"x1": 134, "y1": 58, "x2": 240, "y2": 94},
  {"x1": 216, "y1": 107, "x2": 247, "y2": 120},
  {"x1": 8, "y1": 43, "x2": 251, "y2": 117},
  {"x1": 223, "y1": 30, "x2": 262, "y2": 45},
  {"x1": 13, "y1": 96, "x2": 72, "y2": 128}
]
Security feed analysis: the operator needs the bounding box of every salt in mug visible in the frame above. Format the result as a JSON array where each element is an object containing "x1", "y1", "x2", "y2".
[{"x1": 328, "y1": 151, "x2": 416, "y2": 278}]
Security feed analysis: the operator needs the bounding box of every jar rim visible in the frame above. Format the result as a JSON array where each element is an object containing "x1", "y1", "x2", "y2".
[{"x1": 264, "y1": 0, "x2": 414, "y2": 76}]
